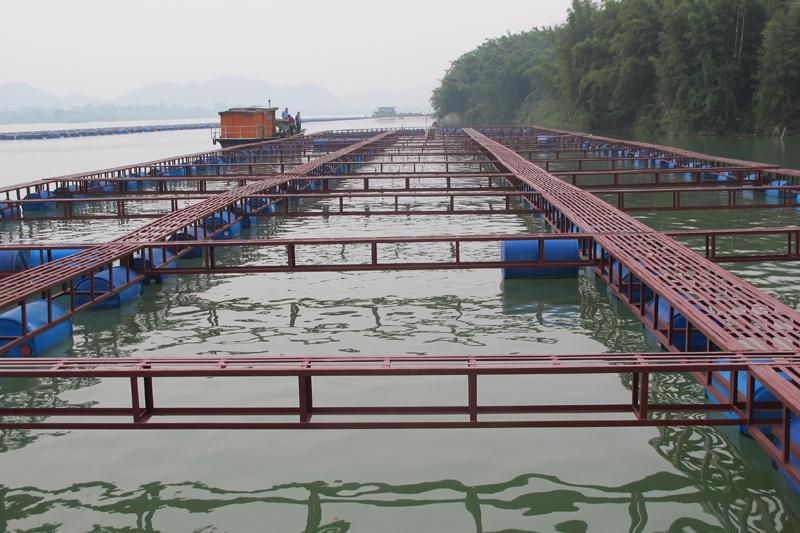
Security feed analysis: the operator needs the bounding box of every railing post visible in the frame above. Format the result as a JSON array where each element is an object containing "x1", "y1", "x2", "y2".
[
  {"x1": 130, "y1": 377, "x2": 141, "y2": 423},
  {"x1": 637, "y1": 372, "x2": 649, "y2": 420},
  {"x1": 299, "y1": 362, "x2": 313, "y2": 423}
]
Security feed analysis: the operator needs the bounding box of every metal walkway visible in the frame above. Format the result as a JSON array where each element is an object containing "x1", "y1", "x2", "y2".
[
  {"x1": 0, "y1": 352, "x2": 795, "y2": 430},
  {"x1": 0, "y1": 130, "x2": 394, "y2": 353},
  {"x1": 465, "y1": 128, "x2": 800, "y2": 353}
]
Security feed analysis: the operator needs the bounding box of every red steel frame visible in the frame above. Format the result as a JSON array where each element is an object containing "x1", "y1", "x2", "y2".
[
  {"x1": 466, "y1": 127, "x2": 800, "y2": 351},
  {"x1": 0, "y1": 353, "x2": 794, "y2": 431},
  {"x1": 2, "y1": 124, "x2": 800, "y2": 487},
  {"x1": 0, "y1": 130, "x2": 397, "y2": 354}
]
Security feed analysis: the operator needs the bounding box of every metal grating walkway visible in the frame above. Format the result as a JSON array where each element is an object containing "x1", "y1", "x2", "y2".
[
  {"x1": 464, "y1": 128, "x2": 800, "y2": 352},
  {"x1": 0, "y1": 131, "x2": 394, "y2": 315}
]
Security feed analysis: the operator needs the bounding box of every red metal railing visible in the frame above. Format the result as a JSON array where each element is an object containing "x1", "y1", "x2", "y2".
[
  {"x1": 467, "y1": 127, "x2": 800, "y2": 353},
  {"x1": 0, "y1": 131, "x2": 397, "y2": 355},
  {"x1": 0, "y1": 352, "x2": 793, "y2": 431}
]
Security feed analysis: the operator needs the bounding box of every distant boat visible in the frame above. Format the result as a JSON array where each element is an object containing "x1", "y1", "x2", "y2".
[
  {"x1": 212, "y1": 106, "x2": 294, "y2": 147},
  {"x1": 372, "y1": 106, "x2": 397, "y2": 118}
]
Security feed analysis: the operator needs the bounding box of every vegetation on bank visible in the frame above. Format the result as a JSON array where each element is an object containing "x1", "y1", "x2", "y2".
[{"x1": 431, "y1": 0, "x2": 800, "y2": 135}]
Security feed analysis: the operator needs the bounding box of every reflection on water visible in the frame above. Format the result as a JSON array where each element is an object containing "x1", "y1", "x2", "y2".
[
  {"x1": 3, "y1": 371, "x2": 798, "y2": 530},
  {"x1": 0, "y1": 375, "x2": 97, "y2": 454},
  {"x1": 645, "y1": 372, "x2": 794, "y2": 532},
  {"x1": 629, "y1": 133, "x2": 800, "y2": 170},
  {"x1": 0, "y1": 462, "x2": 793, "y2": 532},
  {"x1": 62, "y1": 269, "x2": 653, "y2": 358}
]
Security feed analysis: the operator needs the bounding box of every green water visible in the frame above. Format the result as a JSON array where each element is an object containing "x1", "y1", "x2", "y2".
[
  {"x1": 633, "y1": 133, "x2": 800, "y2": 170},
  {"x1": 2, "y1": 128, "x2": 800, "y2": 531}
]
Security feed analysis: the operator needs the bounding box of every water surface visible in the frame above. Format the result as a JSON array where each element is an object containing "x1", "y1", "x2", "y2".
[{"x1": 1, "y1": 120, "x2": 799, "y2": 531}]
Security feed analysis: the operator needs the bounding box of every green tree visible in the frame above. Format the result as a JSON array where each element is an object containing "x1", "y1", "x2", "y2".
[
  {"x1": 657, "y1": 0, "x2": 769, "y2": 133},
  {"x1": 431, "y1": 29, "x2": 557, "y2": 125},
  {"x1": 755, "y1": 0, "x2": 800, "y2": 132},
  {"x1": 431, "y1": 0, "x2": 791, "y2": 134}
]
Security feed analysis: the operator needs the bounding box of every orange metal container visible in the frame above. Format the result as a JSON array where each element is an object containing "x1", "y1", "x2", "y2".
[{"x1": 218, "y1": 107, "x2": 277, "y2": 139}]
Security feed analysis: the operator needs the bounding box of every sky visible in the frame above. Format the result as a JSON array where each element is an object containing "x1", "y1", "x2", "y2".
[{"x1": 1, "y1": 0, "x2": 573, "y2": 110}]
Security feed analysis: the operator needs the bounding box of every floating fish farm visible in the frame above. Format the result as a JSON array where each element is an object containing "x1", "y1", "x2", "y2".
[
  {"x1": 2, "y1": 126, "x2": 800, "y2": 494},
  {"x1": 0, "y1": 122, "x2": 218, "y2": 141}
]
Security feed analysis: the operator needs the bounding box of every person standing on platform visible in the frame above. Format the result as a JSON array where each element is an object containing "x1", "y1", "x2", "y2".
[
  {"x1": 287, "y1": 113, "x2": 296, "y2": 134},
  {"x1": 295, "y1": 111, "x2": 302, "y2": 133},
  {"x1": 282, "y1": 107, "x2": 290, "y2": 120}
]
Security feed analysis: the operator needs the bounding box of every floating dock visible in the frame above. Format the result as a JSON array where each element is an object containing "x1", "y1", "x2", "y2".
[
  {"x1": 0, "y1": 116, "x2": 368, "y2": 141},
  {"x1": 0, "y1": 122, "x2": 217, "y2": 141},
  {"x1": 2, "y1": 125, "x2": 800, "y2": 491}
]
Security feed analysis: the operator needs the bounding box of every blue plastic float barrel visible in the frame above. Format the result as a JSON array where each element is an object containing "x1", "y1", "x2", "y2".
[
  {"x1": 29, "y1": 248, "x2": 84, "y2": 268},
  {"x1": 0, "y1": 202, "x2": 20, "y2": 220},
  {"x1": 203, "y1": 211, "x2": 242, "y2": 239},
  {"x1": 131, "y1": 249, "x2": 177, "y2": 284},
  {"x1": 767, "y1": 180, "x2": 790, "y2": 198},
  {"x1": 0, "y1": 250, "x2": 30, "y2": 272},
  {"x1": 125, "y1": 170, "x2": 158, "y2": 191},
  {"x1": 778, "y1": 419, "x2": 800, "y2": 494},
  {"x1": 22, "y1": 190, "x2": 57, "y2": 211},
  {"x1": 74, "y1": 266, "x2": 143, "y2": 309},
  {"x1": 87, "y1": 181, "x2": 114, "y2": 192},
  {"x1": 191, "y1": 156, "x2": 225, "y2": 175},
  {"x1": 54, "y1": 184, "x2": 82, "y2": 197},
  {"x1": 239, "y1": 197, "x2": 277, "y2": 228},
  {"x1": 610, "y1": 260, "x2": 653, "y2": 302},
  {"x1": 500, "y1": 239, "x2": 580, "y2": 279},
  {"x1": 706, "y1": 365, "x2": 781, "y2": 434},
  {"x1": 644, "y1": 297, "x2": 708, "y2": 350},
  {"x1": 0, "y1": 301, "x2": 73, "y2": 357},
  {"x1": 168, "y1": 227, "x2": 207, "y2": 258},
  {"x1": 700, "y1": 170, "x2": 734, "y2": 182},
  {"x1": 161, "y1": 166, "x2": 187, "y2": 177},
  {"x1": 235, "y1": 204, "x2": 253, "y2": 229},
  {"x1": 682, "y1": 162, "x2": 693, "y2": 180}
]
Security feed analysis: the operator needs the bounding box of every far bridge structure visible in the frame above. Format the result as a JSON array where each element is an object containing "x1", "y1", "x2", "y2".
[{"x1": 2, "y1": 125, "x2": 800, "y2": 493}]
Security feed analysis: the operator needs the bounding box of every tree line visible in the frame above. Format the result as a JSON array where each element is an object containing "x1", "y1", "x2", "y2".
[{"x1": 431, "y1": 0, "x2": 800, "y2": 135}]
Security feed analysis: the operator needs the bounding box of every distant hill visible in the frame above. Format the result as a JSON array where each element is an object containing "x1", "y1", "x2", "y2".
[
  {"x1": 112, "y1": 75, "x2": 344, "y2": 114},
  {"x1": 0, "y1": 82, "x2": 100, "y2": 110},
  {"x1": 0, "y1": 76, "x2": 345, "y2": 117}
]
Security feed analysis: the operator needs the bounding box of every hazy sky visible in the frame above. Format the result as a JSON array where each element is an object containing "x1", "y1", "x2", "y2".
[{"x1": 2, "y1": 0, "x2": 572, "y2": 107}]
